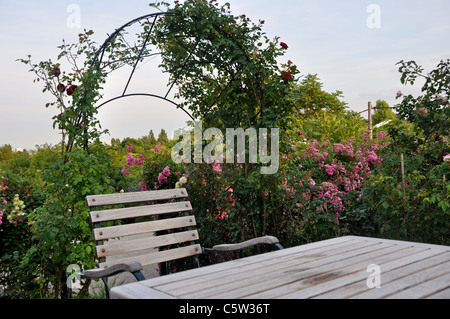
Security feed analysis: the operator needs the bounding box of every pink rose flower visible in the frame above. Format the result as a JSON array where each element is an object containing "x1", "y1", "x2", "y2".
[
  {"x1": 418, "y1": 108, "x2": 427, "y2": 116},
  {"x1": 126, "y1": 145, "x2": 134, "y2": 152},
  {"x1": 162, "y1": 166, "x2": 171, "y2": 177}
]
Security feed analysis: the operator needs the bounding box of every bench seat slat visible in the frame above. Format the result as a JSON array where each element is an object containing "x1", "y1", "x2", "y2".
[
  {"x1": 86, "y1": 188, "x2": 189, "y2": 207},
  {"x1": 99, "y1": 244, "x2": 202, "y2": 269},
  {"x1": 96, "y1": 230, "x2": 200, "y2": 258},
  {"x1": 93, "y1": 216, "x2": 197, "y2": 241},
  {"x1": 90, "y1": 201, "x2": 192, "y2": 223}
]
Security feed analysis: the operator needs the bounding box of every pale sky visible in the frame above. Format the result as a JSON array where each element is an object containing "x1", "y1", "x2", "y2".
[{"x1": 1, "y1": 0, "x2": 449, "y2": 150}]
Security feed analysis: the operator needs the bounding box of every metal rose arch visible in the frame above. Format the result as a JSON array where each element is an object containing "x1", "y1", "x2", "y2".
[{"x1": 88, "y1": 11, "x2": 196, "y2": 124}]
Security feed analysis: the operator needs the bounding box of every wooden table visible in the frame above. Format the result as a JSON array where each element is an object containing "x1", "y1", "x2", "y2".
[{"x1": 110, "y1": 236, "x2": 450, "y2": 299}]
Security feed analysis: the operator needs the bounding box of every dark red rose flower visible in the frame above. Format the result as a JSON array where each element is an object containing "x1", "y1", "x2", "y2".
[
  {"x1": 261, "y1": 20, "x2": 265, "y2": 24},
  {"x1": 57, "y1": 83, "x2": 66, "y2": 93},
  {"x1": 281, "y1": 71, "x2": 292, "y2": 80},
  {"x1": 66, "y1": 85, "x2": 78, "y2": 96},
  {"x1": 434, "y1": 131, "x2": 440, "y2": 141},
  {"x1": 50, "y1": 67, "x2": 61, "y2": 77},
  {"x1": 280, "y1": 42, "x2": 288, "y2": 50}
]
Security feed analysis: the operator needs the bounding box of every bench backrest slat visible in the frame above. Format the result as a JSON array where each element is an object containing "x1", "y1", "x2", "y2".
[
  {"x1": 93, "y1": 216, "x2": 197, "y2": 241},
  {"x1": 86, "y1": 188, "x2": 189, "y2": 207},
  {"x1": 96, "y1": 230, "x2": 200, "y2": 258},
  {"x1": 90, "y1": 201, "x2": 192, "y2": 223},
  {"x1": 98, "y1": 244, "x2": 202, "y2": 269}
]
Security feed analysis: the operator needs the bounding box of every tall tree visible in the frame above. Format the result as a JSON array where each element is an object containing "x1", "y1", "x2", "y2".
[
  {"x1": 290, "y1": 74, "x2": 347, "y2": 118},
  {"x1": 0, "y1": 145, "x2": 13, "y2": 162},
  {"x1": 148, "y1": 130, "x2": 157, "y2": 144},
  {"x1": 157, "y1": 128, "x2": 169, "y2": 144}
]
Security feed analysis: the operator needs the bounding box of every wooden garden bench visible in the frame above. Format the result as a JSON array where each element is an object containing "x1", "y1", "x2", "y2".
[{"x1": 82, "y1": 188, "x2": 283, "y2": 298}]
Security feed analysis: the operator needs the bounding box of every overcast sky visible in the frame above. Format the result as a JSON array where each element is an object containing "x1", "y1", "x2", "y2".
[{"x1": 1, "y1": 0, "x2": 449, "y2": 150}]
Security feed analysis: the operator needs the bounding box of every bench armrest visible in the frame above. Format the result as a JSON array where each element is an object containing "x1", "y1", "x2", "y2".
[
  {"x1": 204, "y1": 235, "x2": 283, "y2": 252},
  {"x1": 82, "y1": 261, "x2": 144, "y2": 279}
]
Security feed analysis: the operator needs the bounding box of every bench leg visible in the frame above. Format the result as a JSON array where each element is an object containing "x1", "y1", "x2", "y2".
[{"x1": 102, "y1": 277, "x2": 110, "y2": 299}]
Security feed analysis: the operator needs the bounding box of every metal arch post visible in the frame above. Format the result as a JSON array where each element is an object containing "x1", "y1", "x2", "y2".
[{"x1": 122, "y1": 15, "x2": 159, "y2": 96}]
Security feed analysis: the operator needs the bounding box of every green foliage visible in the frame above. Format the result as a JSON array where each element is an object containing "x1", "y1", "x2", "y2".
[
  {"x1": 19, "y1": 147, "x2": 113, "y2": 298},
  {"x1": 395, "y1": 59, "x2": 449, "y2": 141},
  {"x1": 361, "y1": 147, "x2": 449, "y2": 244}
]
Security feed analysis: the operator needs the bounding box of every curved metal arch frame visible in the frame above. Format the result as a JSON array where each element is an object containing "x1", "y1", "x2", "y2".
[{"x1": 89, "y1": 11, "x2": 198, "y2": 124}]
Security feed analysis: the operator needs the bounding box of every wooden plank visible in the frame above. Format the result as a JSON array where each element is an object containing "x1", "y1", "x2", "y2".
[
  {"x1": 86, "y1": 188, "x2": 189, "y2": 207},
  {"x1": 314, "y1": 250, "x2": 448, "y2": 299},
  {"x1": 99, "y1": 244, "x2": 202, "y2": 268},
  {"x1": 96, "y1": 230, "x2": 199, "y2": 258},
  {"x1": 386, "y1": 268, "x2": 450, "y2": 299},
  {"x1": 110, "y1": 282, "x2": 176, "y2": 299},
  {"x1": 162, "y1": 241, "x2": 400, "y2": 298},
  {"x1": 90, "y1": 201, "x2": 192, "y2": 223},
  {"x1": 345, "y1": 235, "x2": 450, "y2": 252},
  {"x1": 352, "y1": 254, "x2": 450, "y2": 299},
  {"x1": 425, "y1": 287, "x2": 450, "y2": 299},
  {"x1": 93, "y1": 216, "x2": 197, "y2": 241}
]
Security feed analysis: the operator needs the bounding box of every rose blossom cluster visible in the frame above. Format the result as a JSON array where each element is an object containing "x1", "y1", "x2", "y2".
[
  {"x1": 214, "y1": 188, "x2": 235, "y2": 221},
  {"x1": 157, "y1": 166, "x2": 171, "y2": 185},
  {"x1": 0, "y1": 176, "x2": 8, "y2": 226},
  {"x1": 289, "y1": 132, "x2": 388, "y2": 223},
  {"x1": 121, "y1": 145, "x2": 146, "y2": 177},
  {"x1": 49, "y1": 66, "x2": 78, "y2": 96}
]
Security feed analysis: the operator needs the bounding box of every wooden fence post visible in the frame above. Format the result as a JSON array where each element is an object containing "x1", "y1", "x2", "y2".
[
  {"x1": 401, "y1": 153, "x2": 406, "y2": 205},
  {"x1": 368, "y1": 101, "x2": 373, "y2": 140}
]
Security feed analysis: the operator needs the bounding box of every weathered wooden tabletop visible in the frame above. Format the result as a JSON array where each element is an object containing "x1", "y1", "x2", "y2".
[{"x1": 110, "y1": 235, "x2": 450, "y2": 299}]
